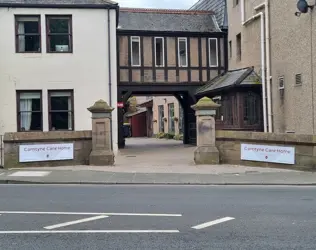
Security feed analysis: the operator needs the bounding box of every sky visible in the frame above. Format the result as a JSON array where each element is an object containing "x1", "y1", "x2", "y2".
[{"x1": 116, "y1": 0, "x2": 198, "y2": 9}]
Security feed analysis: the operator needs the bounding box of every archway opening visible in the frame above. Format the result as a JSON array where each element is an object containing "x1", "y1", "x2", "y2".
[{"x1": 116, "y1": 89, "x2": 197, "y2": 167}]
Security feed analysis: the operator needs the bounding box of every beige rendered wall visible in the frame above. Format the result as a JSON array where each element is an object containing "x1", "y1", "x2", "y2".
[
  {"x1": 0, "y1": 7, "x2": 118, "y2": 153},
  {"x1": 270, "y1": 0, "x2": 315, "y2": 134},
  {"x1": 227, "y1": 0, "x2": 263, "y2": 73},
  {"x1": 152, "y1": 96, "x2": 182, "y2": 135}
]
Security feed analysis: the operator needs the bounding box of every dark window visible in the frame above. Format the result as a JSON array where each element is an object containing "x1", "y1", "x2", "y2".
[
  {"x1": 15, "y1": 15, "x2": 41, "y2": 53},
  {"x1": 48, "y1": 90, "x2": 74, "y2": 130},
  {"x1": 46, "y1": 15, "x2": 72, "y2": 53},
  {"x1": 131, "y1": 36, "x2": 140, "y2": 66},
  {"x1": 155, "y1": 37, "x2": 164, "y2": 67},
  {"x1": 222, "y1": 95, "x2": 238, "y2": 126},
  {"x1": 17, "y1": 91, "x2": 42, "y2": 131},
  {"x1": 236, "y1": 33, "x2": 241, "y2": 61},
  {"x1": 158, "y1": 105, "x2": 164, "y2": 132},
  {"x1": 178, "y1": 38, "x2": 188, "y2": 67},
  {"x1": 223, "y1": 96, "x2": 233, "y2": 125},
  {"x1": 168, "y1": 103, "x2": 175, "y2": 133},
  {"x1": 229, "y1": 41, "x2": 232, "y2": 58},
  {"x1": 233, "y1": 0, "x2": 239, "y2": 7},
  {"x1": 243, "y1": 92, "x2": 260, "y2": 125},
  {"x1": 209, "y1": 38, "x2": 218, "y2": 66}
]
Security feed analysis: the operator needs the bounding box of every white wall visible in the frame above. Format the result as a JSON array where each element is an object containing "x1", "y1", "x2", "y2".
[{"x1": 0, "y1": 7, "x2": 118, "y2": 153}]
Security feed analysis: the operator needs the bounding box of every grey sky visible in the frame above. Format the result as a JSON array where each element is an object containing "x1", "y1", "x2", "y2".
[{"x1": 116, "y1": 0, "x2": 198, "y2": 9}]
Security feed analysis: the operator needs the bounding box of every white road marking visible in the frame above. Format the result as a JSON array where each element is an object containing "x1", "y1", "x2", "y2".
[
  {"x1": 0, "y1": 211, "x2": 182, "y2": 217},
  {"x1": 0, "y1": 230, "x2": 180, "y2": 234},
  {"x1": 44, "y1": 215, "x2": 109, "y2": 230},
  {"x1": 8, "y1": 171, "x2": 51, "y2": 177},
  {"x1": 192, "y1": 217, "x2": 235, "y2": 230}
]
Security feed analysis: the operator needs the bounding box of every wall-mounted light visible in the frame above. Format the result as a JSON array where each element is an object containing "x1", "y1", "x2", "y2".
[{"x1": 295, "y1": 0, "x2": 316, "y2": 16}]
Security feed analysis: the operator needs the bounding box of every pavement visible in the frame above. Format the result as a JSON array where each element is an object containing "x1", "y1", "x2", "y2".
[
  {"x1": 1, "y1": 137, "x2": 315, "y2": 185},
  {"x1": 0, "y1": 184, "x2": 316, "y2": 249}
]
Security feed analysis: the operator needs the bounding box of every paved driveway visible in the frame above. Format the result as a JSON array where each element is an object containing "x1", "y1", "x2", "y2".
[{"x1": 116, "y1": 138, "x2": 195, "y2": 167}]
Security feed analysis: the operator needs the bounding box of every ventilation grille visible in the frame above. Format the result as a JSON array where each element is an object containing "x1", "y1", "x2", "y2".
[{"x1": 295, "y1": 74, "x2": 302, "y2": 85}]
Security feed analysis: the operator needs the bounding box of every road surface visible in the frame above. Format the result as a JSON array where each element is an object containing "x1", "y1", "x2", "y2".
[{"x1": 0, "y1": 184, "x2": 315, "y2": 249}]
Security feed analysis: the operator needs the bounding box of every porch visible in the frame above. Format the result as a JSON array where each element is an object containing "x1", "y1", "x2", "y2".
[{"x1": 196, "y1": 67, "x2": 263, "y2": 131}]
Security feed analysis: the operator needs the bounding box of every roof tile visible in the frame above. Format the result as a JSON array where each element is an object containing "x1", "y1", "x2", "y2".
[
  {"x1": 190, "y1": 0, "x2": 227, "y2": 29},
  {"x1": 196, "y1": 67, "x2": 261, "y2": 95},
  {"x1": 118, "y1": 8, "x2": 220, "y2": 33}
]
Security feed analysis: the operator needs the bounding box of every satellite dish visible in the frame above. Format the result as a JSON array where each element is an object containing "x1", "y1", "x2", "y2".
[{"x1": 297, "y1": 0, "x2": 312, "y2": 13}]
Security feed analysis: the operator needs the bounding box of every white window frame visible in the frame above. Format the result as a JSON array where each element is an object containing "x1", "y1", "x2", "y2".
[
  {"x1": 154, "y1": 37, "x2": 164, "y2": 67},
  {"x1": 131, "y1": 36, "x2": 141, "y2": 66},
  {"x1": 178, "y1": 37, "x2": 188, "y2": 67},
  {"x1": 208, "y1": 38, "x2": 219, "y2": 67}
]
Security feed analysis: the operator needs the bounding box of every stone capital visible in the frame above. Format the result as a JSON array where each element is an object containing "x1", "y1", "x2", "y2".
[
  {"x1": 87, "y1": 99, "x2": 114, "y2": 114},
  {"x1": 191, "y1": 97, "x2": 221, "y2": 111}
]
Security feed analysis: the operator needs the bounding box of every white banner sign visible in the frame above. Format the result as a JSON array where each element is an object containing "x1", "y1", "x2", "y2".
[
  {"x1": 241, "y1": 143, "x2": 295, "y2": 165},
  {"x1": 19, "y1": 143, "x2": 74, "y2": 163}
]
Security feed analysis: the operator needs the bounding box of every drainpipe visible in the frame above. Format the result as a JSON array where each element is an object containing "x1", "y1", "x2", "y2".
[
  {"x1": 254, "y1": 1, "x2": 273, "y2": 132},
  {"x1": 241, "y1": 1, "x2": 267, "y2": 132},
  {"x1": 108, "y1": 9, "x2": 113, "y2": 150},
  {"x1": 265, "y1": 0, "x2": 272, "y2": 133}
]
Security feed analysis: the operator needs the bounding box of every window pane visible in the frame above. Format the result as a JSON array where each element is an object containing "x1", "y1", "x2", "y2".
[
  {"x1": 132, "y1": 40, "x2": 140, "y2": 66},
  {"x1": 168, "y1": 103, "x2": 175, "y2": 133},
  {"x1": 51, "y1": 112, "x2": 72, "y2": 130},
  {"x1": 179, "y1": 39, "x2": 187, "y2": 66},
  {"x1": 19, "y1": 94, "x2": 41, "y2": 111},
  {"x1": 18, "y1": 92, "x2": 42, "y2": 131},
  {"x1": 50, "y1": 91, "x2": 71, "y2": 97},
  {"x1": 179, "y1": 105, "x2": 183, "y2": 134},
  {"x1": 209, "y1": 39, "x2": 218, "y2": 66},
  {"x1": 155, "y1": 38, "x2": 164, "y2": 66},
  {"x1": 20, "y1": 112, "x2": 42, "y2": 131},
  {"x1": 50, "y1": 96, "x2": 71, "y2": 111},
  {"x1": 158, "y1": 105, "x2": 164, "y2": 132},
  {"x1": 20, "y1": 92, "x2": 40, "y2": 99},
  {"x1": 17, "y1": 35, "x2": 40, "y2": 52},
  {"x1": 49, "y1": 18, "x2": 70, "y2": 33},
  {"x1": 236, "y1": 33, "x2": 241, "y2": 61},
  {"x1": 49, "y1": 35, "x2": 70, "y2": 52},
  {"x1": 16, "y1": 16, "x2": 40, "y2": 52},
  {"x1": 244, "y1": 93, "x2": 259, "y2": 125},
  {"x1": 49, "y1": 92, "x2": 73, "y2": 130},
  {"x1": 17, "y1": 17, "x2": 39, "y2": 34}
]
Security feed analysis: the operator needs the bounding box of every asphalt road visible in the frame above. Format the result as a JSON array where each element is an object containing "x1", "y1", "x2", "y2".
[{"x1": 0, "y1": 185, "x2": 316, "y2": 250}]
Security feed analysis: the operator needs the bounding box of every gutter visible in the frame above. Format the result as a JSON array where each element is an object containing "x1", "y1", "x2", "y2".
[{"x1": 0, "y1": 3, "x2": 119, "y2": 9}]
